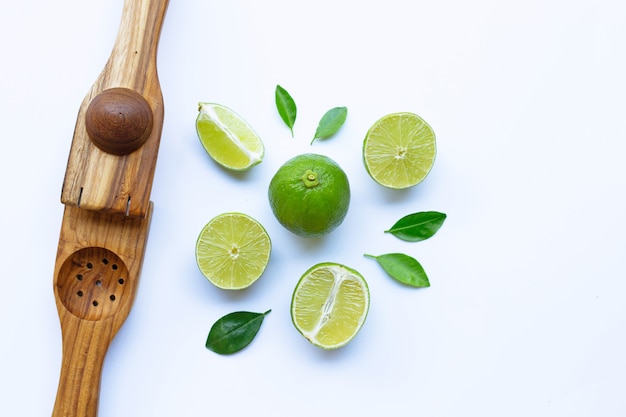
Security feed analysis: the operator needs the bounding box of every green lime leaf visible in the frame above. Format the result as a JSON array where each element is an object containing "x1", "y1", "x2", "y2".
[
  {"x1": 206, "y1": 310, "x2": 271, "y2": 355},
  {"x1": 275, "y1": 85, "x2": 297, "y2": 137},
  {"x1": 311, "y1": 106, "x2": 347, "y2": 144},
  {"x1": 385, "y1": 211, "x2": 447, "y2": 242},
  {"x1": 364, "y1": 253, "x2": 430, "y2": 287}
]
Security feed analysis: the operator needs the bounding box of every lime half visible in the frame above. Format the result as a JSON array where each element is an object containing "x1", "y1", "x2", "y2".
[
  {"x1": 291, "y1": 262, "x2": 369, "y2": 349},
  {"x1": 196, "y1": 213, "x2": 271, "y2": 290},
  {"x1": 363, "y1": 112, "x2": 436, "y2": 189},
  {"x1": 196, "y1": 103, "x2": 264, "y2": 171}
]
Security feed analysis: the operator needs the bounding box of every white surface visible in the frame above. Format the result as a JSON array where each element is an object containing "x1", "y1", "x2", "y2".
[{"x1": 1, "y1": 0, "x2": 625, "y2": 416}]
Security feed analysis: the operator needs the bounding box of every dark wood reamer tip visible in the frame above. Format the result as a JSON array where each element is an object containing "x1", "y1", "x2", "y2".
[{"x1": 85, "y1": 87, "x2": 154, "y2": 156}]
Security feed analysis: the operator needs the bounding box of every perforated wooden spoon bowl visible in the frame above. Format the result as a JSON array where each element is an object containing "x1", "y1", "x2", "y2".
[
  {"x1": 52, "y1": 205, "x2": 153, "y2": 417},
  {"x1": 52, "y1": 206, "x2": 153, "y2": 415}
]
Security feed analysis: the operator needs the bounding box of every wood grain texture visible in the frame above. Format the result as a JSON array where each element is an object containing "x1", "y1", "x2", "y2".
[
  {"x1": 61, "y1": 0, "x2": 169, "y2": 217},
  {"x1": 52, "y1": 203, "x2": 153, "y2": 417}
]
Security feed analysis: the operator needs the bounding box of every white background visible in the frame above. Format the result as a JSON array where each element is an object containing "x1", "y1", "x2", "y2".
[{"x1": 1, "y1": 0, "x2": 625, "y2": 416}]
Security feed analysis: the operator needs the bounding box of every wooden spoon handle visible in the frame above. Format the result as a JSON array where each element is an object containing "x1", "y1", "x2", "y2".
[{"x1": 52, "y1": 320, "x2": 112, "y2": 417}]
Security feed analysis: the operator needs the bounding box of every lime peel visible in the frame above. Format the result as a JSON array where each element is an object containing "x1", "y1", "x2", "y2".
[{"x1": 268, "y1": 153, "x2": 350, "y2": 238}]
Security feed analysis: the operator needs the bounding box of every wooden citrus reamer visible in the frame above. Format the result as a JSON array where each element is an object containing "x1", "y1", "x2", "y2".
[{"x1": 52, "y1": 0, "x2": 169, "y2": 416}]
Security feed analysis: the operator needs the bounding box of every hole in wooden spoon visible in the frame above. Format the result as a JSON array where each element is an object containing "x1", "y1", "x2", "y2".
[{"x1": 56, "y1": 247, "x2": 130, "y2": 321}]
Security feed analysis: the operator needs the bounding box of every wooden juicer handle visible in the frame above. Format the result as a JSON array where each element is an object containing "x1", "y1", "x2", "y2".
[{"x1": 61, "y1": 0, "x2": 170, "y2": 218}]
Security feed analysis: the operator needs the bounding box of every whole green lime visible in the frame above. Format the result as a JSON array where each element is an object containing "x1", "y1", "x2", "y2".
[{"x1": 268, "y1": 153, "x2": 350, "y2": 238}]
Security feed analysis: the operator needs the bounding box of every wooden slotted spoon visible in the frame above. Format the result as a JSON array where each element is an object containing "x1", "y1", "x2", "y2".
[{"x1": 52, "y1": 0, "x2": 169, "y2": 416}]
